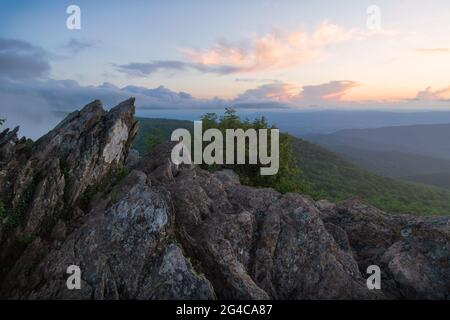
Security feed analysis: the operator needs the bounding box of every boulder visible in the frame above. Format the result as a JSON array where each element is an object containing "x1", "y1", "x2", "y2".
[{"x1": 1, "y1": 99, "x2": 448, "y2": 300}]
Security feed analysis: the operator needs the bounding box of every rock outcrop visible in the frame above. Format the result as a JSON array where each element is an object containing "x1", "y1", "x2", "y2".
[{"x1": 0, "y1": 99, "x2": 448, "y2": 300}]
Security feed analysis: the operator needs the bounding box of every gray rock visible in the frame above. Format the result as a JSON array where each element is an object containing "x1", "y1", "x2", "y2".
[
  {"x1": 1, "y1": 99, "x2": 449, "y2": 300},
  {"x1": 324, "y1": 199, "x2": 450, "y2": 299},
  {"x1": 0, "y1": 98, "x2": 138, "y2": 290}
]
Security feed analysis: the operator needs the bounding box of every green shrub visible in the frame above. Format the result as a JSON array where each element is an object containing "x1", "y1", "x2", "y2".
[
  {"x1": 79, "y1": 167, "x2": 130, "y2": 209},
  {"x1": 0, "y1": 200, "x2": 5, "y2": 218},
  {"x1": 143, "y1": 128, "x2": 164, "y2": 154},
  {"x1": 0, "y1": 179, "x2": 38, "y2": 231},
  {"x1": 198, "y1": 108, "x2": 315, "y2": 195}
]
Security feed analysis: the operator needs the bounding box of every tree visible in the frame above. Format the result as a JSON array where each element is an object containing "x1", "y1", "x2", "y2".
[
  {"x1": 199, "y1": 110, "x2": 314, "y2": 195},
  {"x1": 143, "y1": 128, "x2": 164, "y2": 154}
]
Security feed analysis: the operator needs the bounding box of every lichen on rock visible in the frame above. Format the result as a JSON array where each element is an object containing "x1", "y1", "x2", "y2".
[{"x1": 0, "y1": 98, "x2": 448, "y2": 300}]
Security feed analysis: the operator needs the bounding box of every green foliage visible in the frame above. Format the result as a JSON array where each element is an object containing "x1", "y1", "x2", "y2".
[
  {"x1": 78, "y1": 184, "x2": 98, "y2": 209},
  {"x1": 135, "y1": 113, "x2": 311, "y2": 195},
  {"x1": 110, "y1": 190, "x2": 119, "y2": 204},
  {"x1": 143, "y1": 128, "x2": 164, "y2": 153},
  {"x1": 198, "y1": 108, "x2": 314, "y2": 195},
  {"x1": 0, "y1": 200, "x2": 5, "y2": 219},
  {"x1": 107, "y1": 167, "x2": 130, "y2": 188},
  {"x1": 59, "y1": 159, "x2": 72, "y2": 204},
  {"x1": 17, "y1": 234, "x2": 36, "y2": 246},
  {"x1": 14, "y1": 180, "x2": 37, "y2": 225},
  {"x1": 133, "y1": 118, "x2": 194, "y2": 154},
  {"x1": 79, "y1": 167, "x2": 130, "y2": 209},
  {"x1": 133, "y1": 116, "x2": 450, "y2": 216},
  {"x1": 292, "y1": 137, "x2": 450, "y2": 216},
  {"x1": 59, "y1": 160, "x2": 70, "y2": 178},
  {"x1": 0, "y1": 119, "x2": 4, "y2": 128},
  {"x1": 21, "y1": 139, "x2": 34, "y2": 156},
  {"x1": 1, "y1": 178, "x2": 38, "y2": 230}
]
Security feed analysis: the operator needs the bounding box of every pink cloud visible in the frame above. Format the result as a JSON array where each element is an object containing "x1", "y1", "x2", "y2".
[
  {"x1": 183, "y1": 21, "x2": 356, "y2": 74},
  {"x1": 235, "y1": 82, "x2": 299, "y2": 102},
  {"x1": 415, "y1": 86, "x2": 450, "y2": 100},
  {"x1": 235, "y1": 80, "x2": 360, "y2": 105},
  {"x1": 415, "y1": 48, "x2": 450, "y2": 54},
  {"x1": 299, "y1": 80, "x2": 360, "y2": 101}
]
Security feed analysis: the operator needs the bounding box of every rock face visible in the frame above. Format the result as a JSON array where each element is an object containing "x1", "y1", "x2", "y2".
[{"x1": 0, "y1": 99, "x2": 449, "y2": 300}]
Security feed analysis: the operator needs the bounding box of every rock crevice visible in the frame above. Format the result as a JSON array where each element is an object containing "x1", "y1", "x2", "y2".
[{"x1": 0, "y1": 99, "x2": 448, "y2": 300}]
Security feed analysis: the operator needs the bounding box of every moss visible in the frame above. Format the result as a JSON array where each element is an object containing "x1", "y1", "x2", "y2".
[
  {"x1": 0, "y1": 200, "x2": 5, "y2": 219},
  {"x1": 20, "y1": 139, "x2": 34, "y2": 157},
  {"x1": 59, "y1": 159, "x2": 72, "y2": 202},
  {"x1": 79, "y1": 167, "x2": 130, "y2": 209},
  {"x1": 4, "y1": 178, "x2": 38, "y2": 230},
  {"x1": 105, "y1": 167, "x2": 130, "y2": 191},
  {"x1": 185, "y1": 255, "x2": 206, "y2": 278},
  {"x1": 17, "y1": 234, "x2": 36, "y2": 246},
  {"x1": 15, "y1": 180, "x2": 37, "y2": 217},
  {"x1": 59, "y1": 160, "x2": 70, "y2": 178},
  {"x1": 79, "y1": 184, "x2": 98, "y2": 210},
  {"x1": 110, "y1": 190, "x2": 118, "y2": 204},
  {"x1": 3, "y1": 215, "x2": 17, "y2": 228}
]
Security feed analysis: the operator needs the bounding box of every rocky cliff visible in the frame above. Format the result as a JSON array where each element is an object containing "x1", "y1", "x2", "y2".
[{"x1": 0, "y1": 99, "x2": 448, "y2": 299}]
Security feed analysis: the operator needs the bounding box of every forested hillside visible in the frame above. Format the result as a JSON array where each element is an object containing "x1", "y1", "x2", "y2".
[{"x1": 135, "y1": 117, "x2": 450, "y2": 216}]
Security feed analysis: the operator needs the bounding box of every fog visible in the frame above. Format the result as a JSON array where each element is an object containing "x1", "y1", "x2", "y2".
[{"x1": 1, "y1": 92, "x2": 62, "y2": 140}]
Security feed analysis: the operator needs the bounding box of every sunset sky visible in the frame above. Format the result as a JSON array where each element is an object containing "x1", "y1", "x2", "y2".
[{"x1": 1, "y1": 0, "x2": 450, "y2": 113}]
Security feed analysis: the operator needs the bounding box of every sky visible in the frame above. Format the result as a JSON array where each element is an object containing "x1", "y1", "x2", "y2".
[{"x1": 1, "y1": 0, "x2": 450, "y2": 136}]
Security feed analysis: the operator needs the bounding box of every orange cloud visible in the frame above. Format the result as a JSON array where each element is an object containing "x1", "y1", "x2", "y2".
[
  {"x1": 415, "y1": 86, "x2": 450, "y2": 100},
  {"x1": 183, "y1": 21, "x2": 355, "y2": 74},
  {"x1": 416, "y1": 48, "x2": 450, "y2": 54},
  {"x1": 299, "y1": 80, "x2": 360, "y2": 101},
  {"x1": 235, "y1": 82, "x2": 299, "y2": 102},
  {"x1": 235, "y1": 80, "x2": 360, "y2": 105}
]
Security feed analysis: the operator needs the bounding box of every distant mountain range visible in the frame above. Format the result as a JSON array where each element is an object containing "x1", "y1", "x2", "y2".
[
  {"x1": 248, "y1": 110, "x2": 450, "y2": 135},
  {"x1": 305, "y1": 123, "x2": 450, "y2": 190},
  {"x1": 133, "y1": 110, "x2": 450, "y2": 135},
  {"x1": 135, "y1": 117, "x2": 450, "y2": 215}
]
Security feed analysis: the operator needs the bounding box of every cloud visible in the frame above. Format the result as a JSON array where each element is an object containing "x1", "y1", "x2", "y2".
[
  {"x1": 64, "y1": 38, "x2": 95, "y2": 55},
  {"x1": 0, "y1": 75, "x2": 366, "y2": 140},
  {"x1": 116, "y1": 60, "x2": 242, "y2": 77},
  {"x1": 115, "y1": 21, "x2": 357, "y2": 77},
  {"x1": 2, "y1": 77, "x2": 318, "y2": 138},
  {"x1": 0, "y1": 78, "x2": 201, "y2": 139},
  {"x1": 116, "y1": 21, "x2": 400, "y2": 78},
  {"x1": 415, "y1": 48, "x2": 450, "y2": 54},
  {"x1": 235, "y1": 80, "x2": 359, "y2": 106},
  {"x1": 0, "y1": 90, "x2": 61, "y2": 140},
  {"x1": 116, "y1": 61, "x2": 190, "y2": 76},
  {"x1": 235, "y1": 78, "x2": 278, "y2": 83},
  {"x1": 415, "y1": 86, "x2": 450, "y2": 101},
  {"x1": 0, "y1": 78, "x2": 211, "y2": 112},
  {"x1": 299, "y1": 80, "x2": 360, "y2": 101},
  {"x1": 235, "y1": 82, "x2": 298, "y2": 102},
  {"x1": 0, "y1": 38, "x2": 51, "y2": 80},
  {"x1": 182, "y1": 21, "x2": 355, "y2": 74}
]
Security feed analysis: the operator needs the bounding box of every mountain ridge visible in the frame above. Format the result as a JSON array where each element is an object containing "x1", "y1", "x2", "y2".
[
  {"x1": 0, "y1": 99, "x2": 449, "y2": 300},
  {"x1": 306, "y1": 122, "x2": 450, "y2": 159},
  {"x1": 135, "y1": 118, "x2": 450, "y2": 215},
  {"x1": 305, "y1": 123, "x2": 450, "y2": 190}
]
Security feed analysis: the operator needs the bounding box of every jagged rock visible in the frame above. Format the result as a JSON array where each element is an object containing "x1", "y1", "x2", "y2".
[
  {"x1": 157, "y1": 163, "x2": 377, "y2": 300},
  {"x1": 1, "y1": 170, "x2": 214, "y2": 299},
  {"x1": 0, "y1": 126, "x2": 19, "y2": 148},
  {"x1": 0, "y1": 98, "x2": 139, "y2": 288},
  {"x1": 323, "y1": 199, "x2": 450, "y2": 299},
  {"x1": 0, "y1": 99, "x2": 449, "y2": 300},
  {"x1": 125, "y1": 148, "x2": 141, "y2": 168}
]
